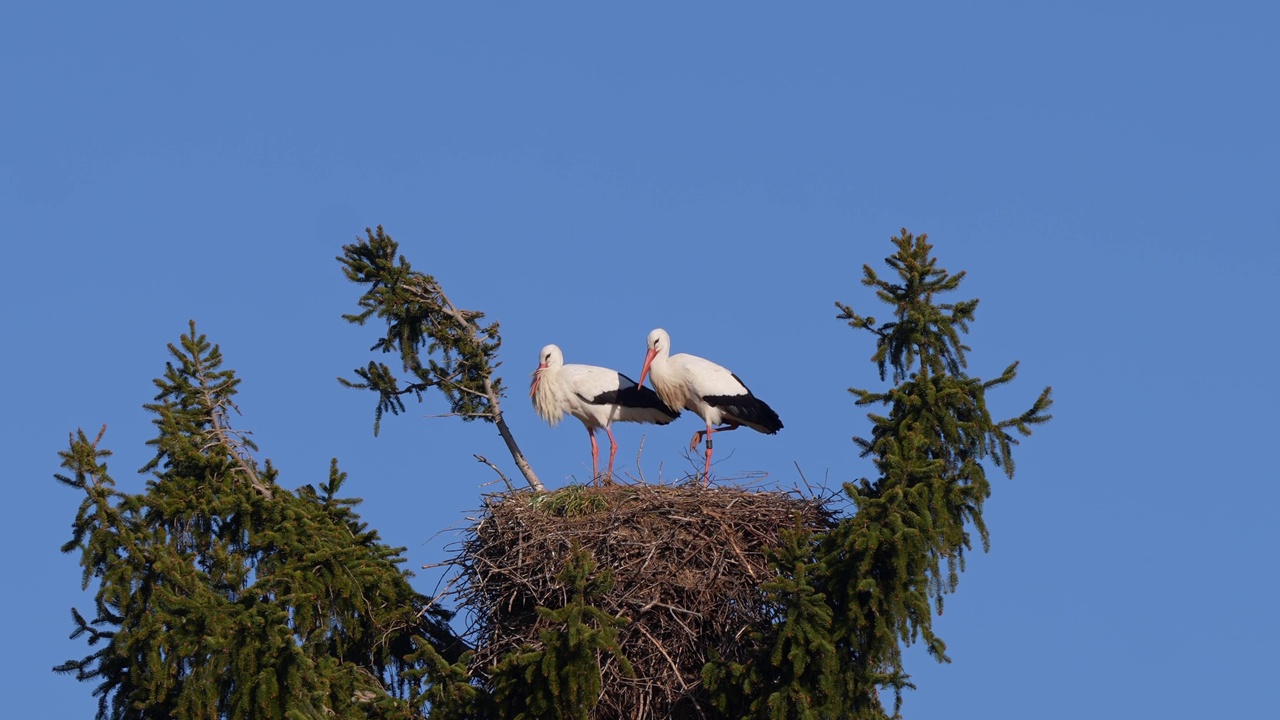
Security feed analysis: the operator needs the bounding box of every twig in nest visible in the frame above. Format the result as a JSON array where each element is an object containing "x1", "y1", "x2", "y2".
[
  {"x1": 793, "y1": 460, "x2": 811, "y2": 490},
  {"x1": 633, "y1": 434, "x2": 648, "y2": 484},
  {"x1": 636, "y1": 623, "x2": 688, "y2": 691},
  {"x1": 473, "y1": 454, "x2": 514, "y2": 492}
]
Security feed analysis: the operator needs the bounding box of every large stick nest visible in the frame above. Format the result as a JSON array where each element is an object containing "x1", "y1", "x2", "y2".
[{"x1": 455, "y1": 482, "x2": 835, "y2": 718}]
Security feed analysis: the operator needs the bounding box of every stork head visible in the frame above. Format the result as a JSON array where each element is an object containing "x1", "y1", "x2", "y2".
[
  {"x1": 638, "y1": 328, "x2": 670, "y2": 388},
  {"x1": 529, "y1": 344, "x2": 563, "y2": 398}
]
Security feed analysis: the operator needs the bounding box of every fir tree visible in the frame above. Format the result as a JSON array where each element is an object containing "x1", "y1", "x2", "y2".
[
  {"x1": 54, "y1": 322, "x2": 461, "y2": 720},
  {"x1": 706, "y1": 230, "x2": 1052, "y2": 718}
]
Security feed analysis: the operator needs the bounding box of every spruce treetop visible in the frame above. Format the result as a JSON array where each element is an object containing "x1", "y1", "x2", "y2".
[
  {"x1": 831, "y1": 229, "x2": 1053, "y2": 712},
  {"x1": 707, "y1": 229, "x2": 1053, "y2": 719},
  {"x1": 54, "y1": 321, "x2": 459, "y2": 720}
]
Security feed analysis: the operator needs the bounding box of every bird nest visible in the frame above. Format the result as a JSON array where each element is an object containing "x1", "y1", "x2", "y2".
[{"x1": 455, "y1": 481, "x2": 835, "y2": 718}]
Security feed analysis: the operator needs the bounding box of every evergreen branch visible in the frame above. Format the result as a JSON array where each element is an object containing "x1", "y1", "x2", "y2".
[
  {"x1": 409, "y1": 277, "x2": 541, "y2": 490},
  {"x1": 339, "y1": 226, "x2": 544, "y2": 491},
  {"x1": 490, "y1": 544, "x2": 632, "y2": 719}
]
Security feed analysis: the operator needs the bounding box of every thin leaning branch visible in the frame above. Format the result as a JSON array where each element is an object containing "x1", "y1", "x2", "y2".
[
  {"x1": 416, "y1": 276, "x2": 544, "y2": 492},
  {"x1": 208, "y1": 404, "x2": 272, "y2": 499},
  {"x1": 474, "y1": 454, "x2": 515, "y2": 492},
  {"x1": 339, "y1": 227, "x2": 544, "y2": 492}
]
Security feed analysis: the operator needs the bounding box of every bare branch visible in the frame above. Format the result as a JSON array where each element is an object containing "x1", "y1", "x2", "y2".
[
  {"x1": 204, "y1": 380, "x2": 272, "y2": 499},
  {"x1": 432, "y1": 282, "x2": 544, "y2": 492},
  {"x1": 474, "y1": 454, "x2": 515, "y2": 492}
]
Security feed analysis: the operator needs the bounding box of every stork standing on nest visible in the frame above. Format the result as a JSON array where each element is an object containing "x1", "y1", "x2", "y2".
[
  {"x1": 531, "y1": 344, "x2": 680, "y2": 484},
  {"x1": 638, "y1": 328, "x2": 783, "y2": 482}
]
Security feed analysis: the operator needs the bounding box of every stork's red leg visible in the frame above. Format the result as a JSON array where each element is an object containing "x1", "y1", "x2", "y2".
[
  {"x1": 587, "y1": 427, "x2": 601, "y2": 485},
  {"x1": 704, "y1": 435, "x2": 712, "y2": 480},
  {"x1": 690, "y1": 423, "x2": 741, "y2": 485},
  {"x1": 691, "y1": 423, "x2": 742, "y2": 449},
  {"x1": 702, "y1": 420, "x2": 713, "y2": 481},
  {"x1": 604, "y1": 425, "x2": 618, "y2": 485}
]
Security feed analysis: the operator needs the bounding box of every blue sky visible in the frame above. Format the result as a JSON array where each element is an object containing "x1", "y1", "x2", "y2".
[{"x1": 4, "y1": 3, "x2": 1276, "y2": 717}]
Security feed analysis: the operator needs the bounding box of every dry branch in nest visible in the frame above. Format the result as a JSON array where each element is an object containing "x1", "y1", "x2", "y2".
[{"x1": 455, "y1": 482, "x2": 836, "y2": 719}]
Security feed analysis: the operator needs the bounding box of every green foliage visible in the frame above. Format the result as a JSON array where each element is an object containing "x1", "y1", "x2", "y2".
[
  {"x1": 525, "y1": 485, "x2": 611, "y2": 518},
  {"x1": 338, "y1": 226, "x2": 505, "y2": 433},
  {"x1": 338, "y1": 226, "x2": 543, "y2": 491},
  {"x1": 706, "y1": 230, "x2": 1053, "y2": 719},
  {"x1": 54, "y1": 321, "x2": 461, "y2": 720},
  {"x1": 490, "y1": 545, "x2": 633, "y2": 720},
  {"x1": 704, "y1": 527, "x2": 841, "y2": 720},
  {"x1": 407, "y1": 643, "x2": 489, "y2": 720}
]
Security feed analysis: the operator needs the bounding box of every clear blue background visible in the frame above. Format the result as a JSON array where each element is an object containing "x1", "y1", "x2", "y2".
[{"x1": 4, "y1": 3, "x2": 1276, "y2": 717}]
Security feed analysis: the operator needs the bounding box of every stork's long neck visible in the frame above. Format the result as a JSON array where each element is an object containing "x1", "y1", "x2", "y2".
[
  {"x1": 531, "y1": 365, "x2": 564, "y2": 424},
  {"x1": 648, "y1": 349, "x2": 686, "y2": 413}
]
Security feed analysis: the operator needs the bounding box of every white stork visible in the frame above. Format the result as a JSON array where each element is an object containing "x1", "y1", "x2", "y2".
[
  {"x1": 638, "y1": 328, "x2": 783, "y2": 481},
  {"x1": 530, "y1": 344, "x2": 680, "y2": 484}
]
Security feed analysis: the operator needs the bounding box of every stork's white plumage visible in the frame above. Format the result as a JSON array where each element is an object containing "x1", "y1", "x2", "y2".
[
  {"x1": 530, "y1": 344, "x2": 680, "y2": 484},
  {"x1": 638, "y1": 328, "x2": 783, "y2": 482}
]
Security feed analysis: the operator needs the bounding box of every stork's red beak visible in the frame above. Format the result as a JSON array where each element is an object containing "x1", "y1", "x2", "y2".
[
  {"x1": 529, "y1": 363, "x2": 547, "y2": 398},
  {"x1": 638, "y1": 348, "x2": 657, "y2": 388}
]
